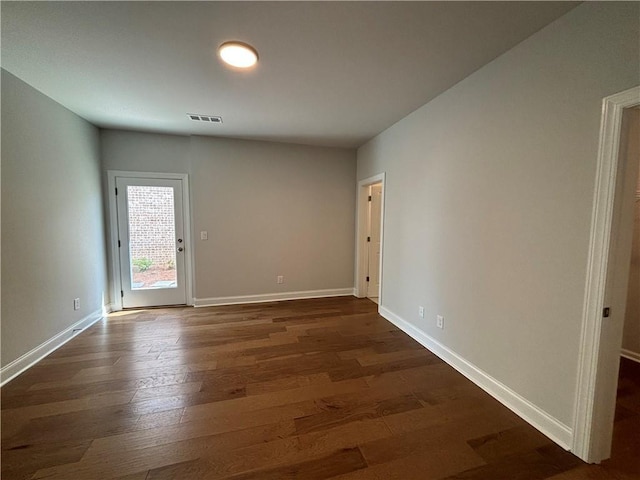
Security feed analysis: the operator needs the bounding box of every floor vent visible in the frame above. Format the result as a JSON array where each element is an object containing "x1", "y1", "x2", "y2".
[{"x1": 187, "y1": 114, "x2": 223, "y2": 123}]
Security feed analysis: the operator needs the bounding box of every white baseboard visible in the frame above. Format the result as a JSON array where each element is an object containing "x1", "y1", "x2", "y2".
[
  {"x1": 0, "y1": 308, "x2": 105, "y2": 386},
  {"x1": 621, "y1": 348, "x2": 640, "y2": 363},
  {"x1": 379, "y1": 305, "x2": 573, "y2": 450},
  {"x1": 194, "y1": 288, "x2": 355, "y2": 307}
]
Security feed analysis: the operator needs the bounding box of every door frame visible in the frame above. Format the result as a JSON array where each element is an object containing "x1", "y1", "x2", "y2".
[
  {"x1": 355, "y1": 173, "x2": 386, "y2": 302},
  {"x1": 107, "y1": 170, "x2": 194, "y2": 311},
  {"x1": 573, "y1": 86, "x2": 640, "y2": 462}
]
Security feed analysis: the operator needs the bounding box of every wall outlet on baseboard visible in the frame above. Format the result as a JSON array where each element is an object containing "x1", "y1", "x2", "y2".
[
  {"x1": 436, "y1": 315, "x2": 444, "y2": 329},
  {"x1": 73, "y1": 298, "x2": 80, "y2": 310},
  {"x1": 418, "y1": 306, "x2": 425, "y2": 318},
  {"x1": 277, "y1": 275, "x2": 284, "y2": 284}
]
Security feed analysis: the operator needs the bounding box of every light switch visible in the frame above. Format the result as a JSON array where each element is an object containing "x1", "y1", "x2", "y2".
[{"x1": 200, "y1": 231, "x2": 208, "y2": 240}]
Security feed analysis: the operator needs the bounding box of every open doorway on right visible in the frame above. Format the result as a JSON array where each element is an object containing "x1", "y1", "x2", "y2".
[
  {"x1": 599, "y1": 106, "x2": 640, "y2": 477},
  {"x1": 366, "y1": 182, "x2": 383, "y2": 304},
  {"x1": 605, "y1": 107, "x2": 640, "y2": 478}
]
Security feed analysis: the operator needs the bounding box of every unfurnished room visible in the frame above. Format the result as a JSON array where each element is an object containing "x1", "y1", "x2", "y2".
[{"x1": 1, "y1": 1, "x2": 639, "y2": 479}]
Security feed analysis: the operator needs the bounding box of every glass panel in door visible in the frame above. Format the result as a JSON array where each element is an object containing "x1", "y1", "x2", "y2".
[{"x1": 127, "y1": 185, "x2": 177, "y2": 290}]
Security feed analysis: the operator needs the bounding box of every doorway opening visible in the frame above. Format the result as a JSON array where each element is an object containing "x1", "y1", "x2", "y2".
[
  {"x1": 603, "y1": 106, "x2": 640, "y2": 474},
  {"x1": 356, "y1": 173, "x2": 385, "y2": 304},
  {"x1": 573, "y1": 87, "x2": 640, "y2": 463},
  {"x1": 367, "y1": 183, "x2": 383, "y2": 304},
  {"x1": 620, "y1": 108, "x2": 640, "y2": 365},
  {"x1": 108, "y1": 171, "x2": 193, "y2": 310}
]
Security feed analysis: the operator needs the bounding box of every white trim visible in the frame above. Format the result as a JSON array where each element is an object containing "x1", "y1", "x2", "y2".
[
  {"x1": 107, "y1": 173, "x2": 122, "y2": 310},
  {"x1": 573, "y1": 86, "x2": 640, "y2": 462},
  {"x1": 355, "y1": 173, "x2": 386, "y2": 299},
  {"x1": 0, "y1": 309, "x2": 105, "y2": 386},
  {"x1": 621, "y1": 349, "x2": 640, "y2": 364},
  {"x1": 194, "y1": 288, "x2": 354, "y2": 307},
  {"x1": 107, "y1": 170, "x2": 194, "y2": 310},
  {"x1": 379, "y1": 306, "x2": 573, "y2": 449}
]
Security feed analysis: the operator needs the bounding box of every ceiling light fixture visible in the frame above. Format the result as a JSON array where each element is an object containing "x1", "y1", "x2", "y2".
[{"x1": 218, "y1": 41, "x2": 259, "y2": 69}]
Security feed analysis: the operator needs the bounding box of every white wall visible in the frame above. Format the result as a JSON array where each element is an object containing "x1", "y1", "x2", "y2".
[
  {"x1": 100, "y1": 130, "x2": 356, "y2": 303},
  {"x1": 1, "y1": 70, "x2": 108, "y2": 367},
  {"x1": 357, "y1": 1, "x2": 639, "y2": 431}
]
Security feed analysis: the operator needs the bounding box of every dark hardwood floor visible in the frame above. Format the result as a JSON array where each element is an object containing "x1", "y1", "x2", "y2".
[{"x1": 1, "y1": 297, "x2": 638, "y2": 479}]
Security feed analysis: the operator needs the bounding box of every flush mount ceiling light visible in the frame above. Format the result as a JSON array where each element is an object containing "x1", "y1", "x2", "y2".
[{"x1": 218, "y1": 41, "x2": 259, "y2": 69}]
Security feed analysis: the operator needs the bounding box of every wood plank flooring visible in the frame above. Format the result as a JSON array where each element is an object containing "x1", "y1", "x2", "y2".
[{"x1": 1, "y1": 297, "x2": 638, "y2": 479}]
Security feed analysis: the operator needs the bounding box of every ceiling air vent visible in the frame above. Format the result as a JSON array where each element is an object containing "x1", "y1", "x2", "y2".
[{"x1": 188, "y1": 113, "x2": 223, "y2": 123}]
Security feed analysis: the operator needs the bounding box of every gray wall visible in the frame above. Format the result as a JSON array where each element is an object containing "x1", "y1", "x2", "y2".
[
  {"x1": 100, "y1": 130, "x2": 356, "y2": 302},
  {"x1": 1, "y1": 70, "x2": 108, "y2": 366},
  {"x1": 356, "y1": 2, "x2": 639, "y2": 427}
]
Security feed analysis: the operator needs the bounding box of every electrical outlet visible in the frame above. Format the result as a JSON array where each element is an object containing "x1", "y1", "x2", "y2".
[
  {"x1": 418, "y1": 306, "x2": 425, "y2": 318},
  {"x1": 277, "y1": 275, "x2": 284, "y2": 284},
  {"x1": 73, "y1": 298, "x2": 80, "y2": 311},
  {"x1": 436, "y1": 315, "x2": 444, "y2": 329}
]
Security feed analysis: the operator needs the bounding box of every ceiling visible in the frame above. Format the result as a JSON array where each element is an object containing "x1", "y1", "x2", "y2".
[{"x1": 1, "y1": 1, "x2": 578, "y2": 148}]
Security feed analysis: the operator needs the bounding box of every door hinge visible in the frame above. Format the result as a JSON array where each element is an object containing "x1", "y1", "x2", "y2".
[
  {"x1": 366, "y1": 276, "x2": 370, "y2": 282},
  {"x1": 121, "y1": 290, "x2": 124, "y2": 298},
  {"x1": 367, "y1": 236, "x2": 371, "y2": 242},
  {"x1": 118, "y1": 240, "x2": 121, "y2": 248},
  {"x1": 603, "y1": 307, "x2": 610, "y2": 318},
  {"x1": 115, "y1": 187, "x2": 118, "y2": 196},
  {"x1": 368, "y1": 195, "x2": 372, "y2": 201}
]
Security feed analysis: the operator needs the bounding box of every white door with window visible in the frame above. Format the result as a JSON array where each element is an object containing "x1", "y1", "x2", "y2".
[{"x1": 115, "y1": 176, "x2": 187, "y2": 308}]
